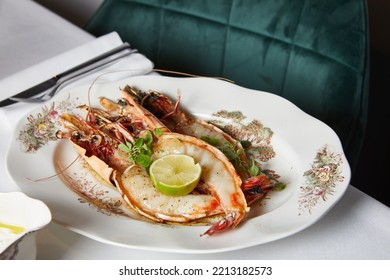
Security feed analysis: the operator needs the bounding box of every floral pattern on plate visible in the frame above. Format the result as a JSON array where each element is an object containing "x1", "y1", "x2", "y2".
[
  {"x1": 298, "y1": 145, "x2": 344, "y2": 214},
  {"x1": 17, "y1": 95, "x2": 76, "y2": 153},
  {"x1": 62, "y1": 169, "x2": 124, "y2": 216},
  {"x1": 210, "y1": 110, "x2": 275, "y2": 162}
]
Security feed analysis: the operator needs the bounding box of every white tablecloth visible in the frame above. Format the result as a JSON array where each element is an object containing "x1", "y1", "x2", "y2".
[{"x1": 1, "y1": 0, "x2": 389, "y2": 260}]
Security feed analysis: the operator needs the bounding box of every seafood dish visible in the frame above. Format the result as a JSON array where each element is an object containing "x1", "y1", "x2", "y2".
[
  {"x1": 56, "y1": 85, "x2": 284, "y2": 236},
  {"x1": 7, "y1": 76, "x2": 350, "y2": 253}
]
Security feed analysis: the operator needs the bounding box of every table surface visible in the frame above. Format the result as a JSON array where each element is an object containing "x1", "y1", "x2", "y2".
[{"x1": 1, "y1": 0, "x2": 389, "y2": 260}]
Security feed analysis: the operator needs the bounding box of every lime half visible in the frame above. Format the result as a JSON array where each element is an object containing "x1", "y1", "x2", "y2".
[{"x1": 149, "y1": 154, "x2": 202, "y2": 196}]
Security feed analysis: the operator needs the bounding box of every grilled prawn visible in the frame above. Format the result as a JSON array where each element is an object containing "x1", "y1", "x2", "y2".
[
  {"x1": 120, "y1": 86, "x2": 274, "y2": 205},
  {"x1": 57, "y1": 88, "x2": 249, "y2": 235}
]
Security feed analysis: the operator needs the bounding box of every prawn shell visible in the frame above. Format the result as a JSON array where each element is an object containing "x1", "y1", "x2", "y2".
[
  {"x1": 114, "y1": 165, "x2": 224, "y2": 223},
  {"x1": 153, "y1": 133, "x2": 248, "y2": 214},
  {"x1": 72, "y1": 144, "x2": 115, "y2": 186}
]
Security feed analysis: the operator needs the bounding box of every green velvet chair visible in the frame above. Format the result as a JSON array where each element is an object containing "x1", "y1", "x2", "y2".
[{"x1": 85, "y1": 0, "x2": 369, "y2": 173}]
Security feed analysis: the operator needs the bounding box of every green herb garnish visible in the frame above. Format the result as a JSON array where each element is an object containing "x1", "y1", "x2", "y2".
[
  {"x1": 273, "y1": 182, "x2": 287, "y2": 191},
  {"x1": 154, "y1": 127, "x2": 164, "y2": 137},
  {"x1": 200, "y1": 136, "x2": 220, "y2": 146},
  {"x1": 200, "y1": 135, "x2": 248, "y2": 172},
  {"x1": 200, "y1": 134, "x2": 286, "y2": 192},
  {"x1": 249, "y1": 161, "x2": 260, "y2": 177},
  {"x1": 240, "y1": 140, "x2": 252, "y2": 149},
  {"x1": 118, "y1": 130, "x2": 154, "y2": 169}
]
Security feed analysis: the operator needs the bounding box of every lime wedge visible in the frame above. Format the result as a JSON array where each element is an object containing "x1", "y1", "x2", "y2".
[
  {"x1": 0, "y1": 222, "x2": 25, "y2": 234},
  {"x1": 149, "y1": 154, "x2": 202, "y2": 196}
]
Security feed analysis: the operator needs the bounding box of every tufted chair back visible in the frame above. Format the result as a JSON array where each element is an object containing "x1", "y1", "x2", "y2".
[{"x1": 85, "y1": 0, "x2": 369, "y2": 172}]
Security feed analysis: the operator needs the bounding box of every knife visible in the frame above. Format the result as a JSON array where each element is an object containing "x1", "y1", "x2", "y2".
[{"x1": 0, "y1": 42, "x2": 132, "y2": 107}]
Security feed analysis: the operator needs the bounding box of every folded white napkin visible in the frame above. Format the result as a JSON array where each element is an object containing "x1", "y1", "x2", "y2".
[{"x1": 0, "y1": 32, "x2": 154, "y2": 192}]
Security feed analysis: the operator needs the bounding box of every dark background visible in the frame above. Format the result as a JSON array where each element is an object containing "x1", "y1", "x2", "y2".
[
  {"x1": 352, "y1": 0, "x2": 390, "y2": 207},
  {"x1": 35, "y1": 0, "x2": 390, "y2": 207}
]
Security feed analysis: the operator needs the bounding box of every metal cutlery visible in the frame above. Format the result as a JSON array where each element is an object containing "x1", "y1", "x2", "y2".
[{"x1": 0, "y1": 42, "x2": 136, "y2": 107}]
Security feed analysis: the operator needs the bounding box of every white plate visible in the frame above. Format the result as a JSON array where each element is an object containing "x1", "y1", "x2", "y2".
[{"x1": 6, "y1": 76, "x2": 351, "y2": 253}]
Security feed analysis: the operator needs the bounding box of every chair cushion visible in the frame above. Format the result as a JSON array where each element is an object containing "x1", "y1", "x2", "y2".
[{"x1": 86, "y1": 0, "x2": 369, "y2": 171}]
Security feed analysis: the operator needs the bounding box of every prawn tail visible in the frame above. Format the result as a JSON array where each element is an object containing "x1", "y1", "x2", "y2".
[{"x1": 201, "y1": 212, "x2": 243, "y2": 236}]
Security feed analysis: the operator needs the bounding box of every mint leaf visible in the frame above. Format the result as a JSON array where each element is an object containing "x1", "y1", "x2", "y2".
[
  {"x1": 273, "y1": 182, "x2": 286, "y2": 191},
  {"x1": 154, "y1": 128, "x2": 164, "y2": 137},
  {"x1": 118, "y1": 142, "x2": 132, "y2": 153},
  {"x1": 135, "y1": 154, "x2": 152, "y2": 168},
  {"x1": 144, "y1": 130, "x2": 153, "y2": 144},
  {"x1": 240, "y1": 140, "x2": 252, "y2": 149},
  {"x1": 249, "y1": 161, "x2": 259, "y2": 176},
  {"x1": 200, "y1": 136, "x2": 220, "y2": 146}
]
